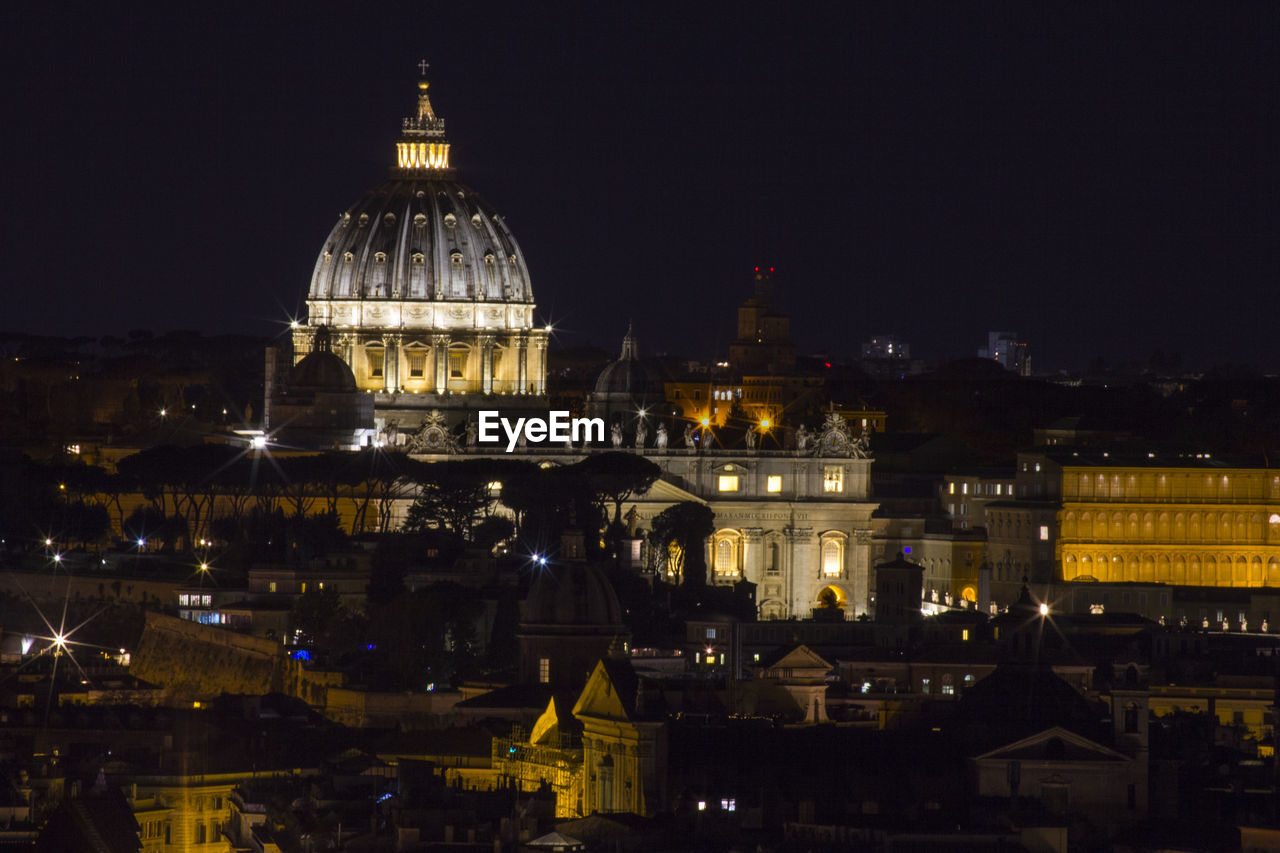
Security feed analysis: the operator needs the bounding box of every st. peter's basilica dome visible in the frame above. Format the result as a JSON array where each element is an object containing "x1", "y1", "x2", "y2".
[{"x1": 294, "y1": 71, "x2": 549, "y2": 416}]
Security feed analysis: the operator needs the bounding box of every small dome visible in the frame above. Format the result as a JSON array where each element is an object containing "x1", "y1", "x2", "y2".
[
  {"x1": 289, "y1": 326, "x2": 357, "y2": 392},
  {"x1": 289, "y1": 350, "x2": 358, "y2": 393},
  {"x1": 522, "y1": 561, "x2": 624, "y2": 630},
  {"x1": 592, "y1": 324, "x2": 664, "y2": 398}
]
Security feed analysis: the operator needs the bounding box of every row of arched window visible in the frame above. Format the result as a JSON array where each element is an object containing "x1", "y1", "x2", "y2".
[
  {"x1": 1062, "y1": 552, "x2": 1280, "y2": 586},
  {"x1": 1062, "y1": 510, "x2": 1280, "y2": 543}
]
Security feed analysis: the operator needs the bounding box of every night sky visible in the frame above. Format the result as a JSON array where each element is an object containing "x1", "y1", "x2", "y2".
[{"x1": 3, "y1": 3, "x2": 1276, "y2": 371}]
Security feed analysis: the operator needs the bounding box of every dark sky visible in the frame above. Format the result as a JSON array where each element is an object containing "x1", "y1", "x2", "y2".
[{"x1": 2, "y1": 3, "x2": 1276, "y2": 371}]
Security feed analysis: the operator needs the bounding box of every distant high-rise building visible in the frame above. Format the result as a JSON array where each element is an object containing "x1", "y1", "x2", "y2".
[
  {"x1": 978, "y1": 331, "x2": 1030, "y2": 376},
  {"x1": 861, "y1": 334, "x2": 910, "y2": 360}
]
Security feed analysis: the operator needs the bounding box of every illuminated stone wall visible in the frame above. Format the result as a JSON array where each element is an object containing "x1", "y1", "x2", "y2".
[{"x1": 1057, "y1": 465, "x2": 1280, "y2": 587}]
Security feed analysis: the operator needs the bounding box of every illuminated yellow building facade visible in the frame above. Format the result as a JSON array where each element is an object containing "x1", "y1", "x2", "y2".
[
  {"x1": 1056, "y1": 459, "x2": 1280, "y2": 587},
  {"x1": 294, "y1": 70, "x2": 549, "y2": 430}
]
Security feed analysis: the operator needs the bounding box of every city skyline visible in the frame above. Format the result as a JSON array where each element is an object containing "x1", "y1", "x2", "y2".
[{"x1": 2, "y1": 3, "x2": 1276, "y2": 370}]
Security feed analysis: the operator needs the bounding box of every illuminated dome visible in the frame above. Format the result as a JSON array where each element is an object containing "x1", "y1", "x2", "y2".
[
  {"x1": 306, "y1": 176, "x2": 533, "y2": 307},
  {"x1": 294, "y1": 69, "x2": 549, "y2": 406}
]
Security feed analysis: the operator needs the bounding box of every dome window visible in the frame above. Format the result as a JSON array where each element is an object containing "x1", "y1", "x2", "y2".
[
  {"x1": 471, "y1": 213, "x2": 483, "y2": 227},
  {"x1": 411, "y1": 252, "x2": 425, "y2": 265},
  {"x1": 323, "y1": 252, "x2": 332, "y2": 264},
  {"x1": 508, "y1": 254, "x2": 518, "y2": 265},
  {"x1": 374, "y1": 252, "x2": 387, "y2": 264},
  {"x1": 358, "y1": 213, "x2": 369, "y2": 227},
  {"x1": 413, "y1": 213, "x2": 427, "y2": 227},
  {"x1": 343, "y1": 252, "x2": 354, "y2": 263},
  {"x1": 383, "y1": 213, "x2": 396, "y2": 225},
  {"x1": 450, "y1": 250, "x2": 464, "y2": 267},
  {"x1": 443, "y1": 213, "x2": 457, "y2": 228},
  {"x1": 484, "y1": 251, "x2": 495, "y2": 266}
]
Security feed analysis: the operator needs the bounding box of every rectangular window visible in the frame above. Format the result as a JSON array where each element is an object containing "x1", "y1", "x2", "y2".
[
  {"x1": 823, "y1": 465, "x2": 844, "y2": 493},
  {"x1": 921, "y1": 678, "x2": 931, "y2": 694},
  {"x1": 407, "y1": 351, "x2": 427, "y2": 378},
  {"x1": 962, "y1": 483, "x2": 968, "y2": 494},
  {"x1": 300, "y1": 582, "x2": 307, "y2": 593},
  {"x1": 962, "y1": 629, "x2": 970, "y2": 641},
  {"x1": 268, "y1": 581, "x2": 277, "y2": 593},
  {"x1": 538, "y1": 657, "x2": 550, "y2": 684},
  {"x1": 366, "y1": 349, "x2": 384, "y2": 378},
  {"x1": 942, "y1": 684, "x2": 955, "y2": 695},
  {"x1": 766, "y1": 475, "x2": 782, "y2": 493},
  {"x1": 718, "y1": 475, "x2": 740, "y2": 492},
  {"x1": 949, "y1": 482, "x2": 956, "y2": 494},
  {"x1": 449, "y1": 352, "x2": 465, "y2": 378},
  {"x1": 1039, "y1": 525, "x2": 1049, "y2": 540},
  {"x1": 996, "y1": 484, "x2": 1003, "y2": 495},
  {"x1": 705, "y1": 627, "x2": 717, "y2": 639}
]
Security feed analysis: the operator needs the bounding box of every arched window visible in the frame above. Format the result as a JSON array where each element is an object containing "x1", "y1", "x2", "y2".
[
  {"x1": 767, "y1": 541, "x2": 781, "y2": 575},
  {"x1": 712, "y1": 530, "x2": 742, "y2": 577},
  {"x1": 820, "y1": 532, "x2": 845, "y2": 578}
]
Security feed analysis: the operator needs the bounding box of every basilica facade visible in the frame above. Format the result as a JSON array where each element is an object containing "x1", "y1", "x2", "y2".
[{"x1": 291, "y1": 73, "x2": 549, "y2": 431}]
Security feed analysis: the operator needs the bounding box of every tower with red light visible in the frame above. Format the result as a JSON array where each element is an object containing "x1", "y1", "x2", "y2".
[{"x1": 729, "y1": 266, "x2": 795, "y2": 372}]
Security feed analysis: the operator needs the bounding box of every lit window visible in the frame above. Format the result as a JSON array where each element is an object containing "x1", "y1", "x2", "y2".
[
  {"x1": 921, "y1": 678, "x2": 931, "y2": 694},
  {"x1": 705, "y1": 627, "x2": 717, "y2": 639},
  {"x1": 449, "y1": 352, "x2": 465, "y2": 378},
  {"x1": 721, "y1": 798, "x2": 736, "y2": 811},
  {"x1": 718, "y1": 475, "x2": 740, "y2": 492},
  {"x1": 706, "y1": 654, "x2": 716, "y2": 665},
  {"x1": 942, "y1": 684, "x2": 955, "y2": 695},
  {"x1": 996, "y1": 484, "x2": 1003, "y2": 495},
  {"x1": 1039, "y1": 525, "x2": 1049, "y2": 540},
  {"x1": 318, "y1": 582, "x2": 324, "y2": 590},
  {"x1": 538, "y1": 657, "x2": 550, "y2": 684},
  {"x1": 961, "y1": 629, "x2": 969, "y2": 641},
  {"x1": 300, "y1": 582, "x2": 307, "y2": 593},
  {"x1": 268, "y1": 581, "x2": 277, "y2": 593},
  {"x1": 962, "y1": 483, "x2": 968, "y2": 494},
  {"x1": 821, "y1": 538, "x2": 842, "y2": 576},
  {"x1": 949, "y1": 482, "x2": 956, "y2": 494},
  {"x1": 823, "y1": 465, "x2": 844, "y2": 493},
  {"x1": 407, "y1": 351, "x2": 427, "y2": 378},
  {"x1": 766, "y1": 475, "x2": 782, "y2": 493},
  {"x1": 1035, "y1": 463, "x2": 1041, "y2": 472}
]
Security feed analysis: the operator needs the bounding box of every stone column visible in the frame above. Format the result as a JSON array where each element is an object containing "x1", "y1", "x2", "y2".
[
  {"x1": 852, "y1": 528, "x2": 873, "y2": 616},
  {"x1": 531, "y1": 335, "x2": 548, "y2": 395},
  {"x1": 382, "y1": 334, "x2": 401, "y2": 392},
  {"x1": 785, "y1": 527, "x2": 815, "y2": 618},
  {"x1": 478, "y1": 334, "x2": 495, "y2": 395},
  {"x1": 743, "y1": 527, "x2": 764, "y2": 583},
  {"x1": 516, "y1": 333, "x2": 528, "y2": 395},
  {"x1": 432, "y1": 333, "x2": 450, "y2": 395}
]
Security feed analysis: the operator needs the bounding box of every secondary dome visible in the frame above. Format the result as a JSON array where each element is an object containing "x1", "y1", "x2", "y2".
[
  {"x1": 593, "y1": 324, "x2": 664, "y2": 397},
  {"x1": 288, "y1": 327, "x2": 357, "y2": 392}
]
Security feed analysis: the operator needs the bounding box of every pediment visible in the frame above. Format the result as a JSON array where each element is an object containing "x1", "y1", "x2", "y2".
[
  {"x1": 636, "y1": 478, "x2": 705, "y2": 504},
  {"x1": 974, "y1": 726, "x2": 1129, "y2": 763},
  {"x1": 763, "y1": 644, "x2": 833, "y2": 675},
  {"x1": 572, "y1": 660, "x2": 632, "y2": 722}
]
